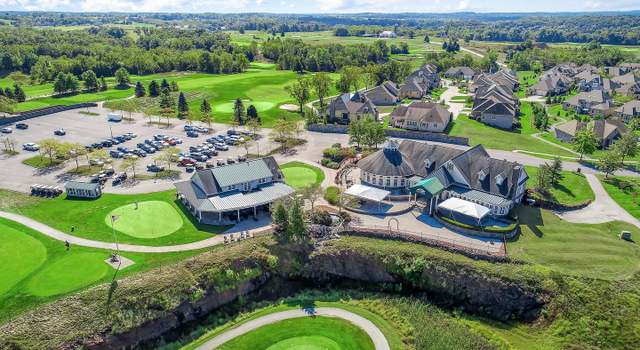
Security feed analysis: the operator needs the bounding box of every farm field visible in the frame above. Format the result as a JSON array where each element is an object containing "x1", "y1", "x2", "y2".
[
  {"x1": 524, "y1": 165, "x2": 594, "y2": 206},
  {"x1": 2, "y1": 189, "x2": 229, "y2": 246},
  {"x1": 0, "y1": 217, "x2": 204, "y2": 322}
]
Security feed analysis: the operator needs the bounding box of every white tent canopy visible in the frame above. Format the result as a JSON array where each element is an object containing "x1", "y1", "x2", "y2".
[
  {"x1": 345, "y1": 184, "x2": 390, "y2": 203},
  {"x1": 437, "y1": 197, "x2": 490, "y2": 220}
]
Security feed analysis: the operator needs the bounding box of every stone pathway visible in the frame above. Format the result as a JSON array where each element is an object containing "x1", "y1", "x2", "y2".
[
  {"x1": 0, "y1": 211, "x2": 271, "y2": 253},
  {"x1": 195, "y1": 307, "x2": 391, "y2": 350},
  {"x1": 556, "y1": 174, "x2": 640, "y2": 228}
]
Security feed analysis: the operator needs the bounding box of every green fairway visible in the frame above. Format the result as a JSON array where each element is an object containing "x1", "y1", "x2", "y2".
[
  {"x1": 5, "y1": 190, "x2": 228, "y2": 246},
  {"x1": 25, "y1": 252, "x2": 109, "y2": 297},
  {"x1": 217, "y1": 316, "x2": 374, "y2": 350},
  {"x1": 525, "y1": 165, "x2": 594, "y2": 206},
  {"x1": 0, "y1": 225, "x2": 47, "y2": 295},
  {"x1": 510, "y1": 206, "x2": 640, "y2": 280},
  {"x1": 448, "y1": 114, "x2": 576, "y2": 157},
  {"x1": 214, "y1": 100, "x2": 276, "y2": 114},
  {"x1": 600, "y1": 176, "x2": 640, "y2": 220},
  {"x1": 0, "y1": 216, "x2": 209, "y2": 322},
  {"x1": 106, "y1": 201, "x2": 183, "y2": 239},
  {"x1": 280, "y1": 161, "x2": 325, "y2": 190}
]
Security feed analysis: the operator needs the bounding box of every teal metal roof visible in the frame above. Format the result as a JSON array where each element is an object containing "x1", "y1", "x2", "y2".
[
  {"x1": 410, "y1": 177, "x2": 444, "y2": 196},
  {"x1": 209, "y1": 159, "x2": 273, "y2": 188}
]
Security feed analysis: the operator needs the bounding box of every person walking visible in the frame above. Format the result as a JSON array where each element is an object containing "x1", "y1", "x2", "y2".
[{"x1": 64, "y1": 240, "x2": 70, "y2": 251}]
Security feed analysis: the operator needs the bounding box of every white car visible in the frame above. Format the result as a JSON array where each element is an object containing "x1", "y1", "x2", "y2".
[
  {"x1": 1, "y1": 127, "x2": 12, "y2": 134},
  {"x1": 89, "y1": 159, "x2": 105, "y2": 166},
  {"x1": 23, "y1": 143, "x2": 40, "y2": 151}
]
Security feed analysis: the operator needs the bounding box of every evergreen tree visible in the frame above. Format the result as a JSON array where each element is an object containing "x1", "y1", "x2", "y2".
[
  {"x1": 233, "y1": 98, "x2": 245, "y2": 126},
  {"x1": 159, "y1": 88, "x2": 175, "y2": 126},
  {"x1": 272, "y1": 202, "x2": 289, "y2": 241},
  {"x1": 177, "y1": 92, "x2": 189, "y2": 118},
  {"x1": 170, "y1": 81, "x2": 179, "y2": 92},
  {"x1": 247, "y1": 104, "x2": 258, "y2": 120},
  {"x1": 12, "y1": 84, "x2": 25, "y2": 102},
  {"x1": 160, "y1": 79, "x2": 170, "y2": 91},
  {"x1": 200, "y1": 99, "x2": 213, "y2": 127},
  {"x1": 287, "y1": 199, "x2": 307, "y2": 241},
  {"x1": 4, "y1": 87, "x2": 13, "y2": 99},
  {"x1": 550, "y1": 157, "x2": 563, "y2": 186},
  {"x1": 535, "y1": 163, "x2": 553, "y2": 194},
  {"x1": 423, "y1": 34, "x2": 430, "y2": 43},
  {"x1": 53, "y1": 72, "x2": 66, "y2": 94},
  {"x1": 148, "y1": 80, "x2": 160, "y2": 97},
  {"x1": 134, "y1": 81, "x2": 146, "y2": 97}
]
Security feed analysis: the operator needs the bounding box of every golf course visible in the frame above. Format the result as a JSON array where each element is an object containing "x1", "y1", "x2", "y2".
[
  {"x1": 106, "y1": 201, "x2": 184, "y2": 239},
  {"x1": 280, "y1": 161, "x2": 326, "y2": 190}
]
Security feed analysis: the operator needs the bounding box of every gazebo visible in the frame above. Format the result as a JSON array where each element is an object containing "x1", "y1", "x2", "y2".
[
  {"x1": 409, "y1": 177, "x2": 445, "y2": 215},
  {"x1": 344, "y1": 184, "x2": 391, "y2": 211}
]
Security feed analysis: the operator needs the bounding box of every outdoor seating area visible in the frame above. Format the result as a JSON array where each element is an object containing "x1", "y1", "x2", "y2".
[{"x1": 223, "y1": 230, "x2": 255, "y2": 244}]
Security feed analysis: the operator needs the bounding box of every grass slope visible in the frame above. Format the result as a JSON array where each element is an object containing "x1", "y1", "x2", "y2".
[
  {"x1": 217, "y1": 316, "x2": 374, "y2": 350},
  {"x1": 525, "y1": 165, "x2": 594, "y2": 206},
  {"x1": 4, "y1": 189, "x2": 228, "y2": 246},
  {"x1": 600, "y1": 176, "x2": 640, "y2": 220},
  {"x1": 280, "y1": 161, "x2": 325, "y2": 190}
]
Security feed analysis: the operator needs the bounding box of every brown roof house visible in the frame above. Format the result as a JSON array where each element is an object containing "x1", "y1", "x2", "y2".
[
  {"x1": 364, "y1": 81, "x2": 400, "y2": 106},
  {"x1": 528, "y1": 73, "x2": 572, "y2": 96},
  {"x1": 444, "y1": 66, "x2": 477, "y2": 81},
  {"x1": 554, "y1": 119, "x2": 627, "y2": 149},
  {"x1": 399, "y1": 63, "x2": 440, "y2": 99},
  {"x1": 472, "y1": 83, "x2": 519, "y2": 129},
  {"x1": 574, "y1": 70, "x2": 612, "y2": 93},
  {"x1": 471, "y1": 69, "x2": 519, "y2": 93},
  {"x1": 327, "y1": 92, "x2": 379, "y2": 124},
  {"x1": 390, "y1": 102, "x2": 452, "y2": 132},
  {"x1": 616, "y1": 100, "x2": 640, "y2": 122},
  {"x1": 563, "y1": 90, "x2": 613, "y2": 116}
]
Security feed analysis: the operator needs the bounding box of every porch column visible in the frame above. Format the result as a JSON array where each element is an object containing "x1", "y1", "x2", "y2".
[
  {"x1": 237, "y1": 209, "x2": 240, "y2": 222},
  {"x1": 198, "y1": 210, "x2": 202, "y2": 222},
  {"x1": 218, "y1": 211, "x2": 222, "y2": 222},
  {"x1": 253, "y1": 206, "x2": 257, "y2": 218}
]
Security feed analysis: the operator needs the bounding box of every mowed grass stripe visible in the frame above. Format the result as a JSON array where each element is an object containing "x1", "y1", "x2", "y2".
[{"x1": 0, "y1": 224, "x2": 47, "y2": 295}]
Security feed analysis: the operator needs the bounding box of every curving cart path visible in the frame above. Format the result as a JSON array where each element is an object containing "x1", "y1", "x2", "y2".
[
  {"x1": 0, "y1": 211, "x2": 271, "y2": 253},
  {"x1": 195, "y1": 307, "x2": 391, "y2": 350}
]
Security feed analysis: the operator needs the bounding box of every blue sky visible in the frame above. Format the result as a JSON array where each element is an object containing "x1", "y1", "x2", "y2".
[{"x1": 0, "y1": 0, "x2": 639, "y2": 13}]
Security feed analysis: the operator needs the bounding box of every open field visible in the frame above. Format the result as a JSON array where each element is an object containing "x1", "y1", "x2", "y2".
[
  {"x1": 2, "y1": 189, "x2": 229, "y2": 246},
  {"x1": 599, "y1": 176, "x2": 640, "y2": 220},
  {"x1": 216, "y1": 316, "x2": 375, "y2": 350},
  {"x1": 280, "y1": 161, "x2": 325, "y2": 190},
  {"x1": 510, "y1": 206, "x2": 640, "y2": 280},
  {"x1": 525, "y1": 165, "x2": 594, "y2": 206},
  {"x1": 448, "y1": 114, "x2": 577, "y2": 157},
  {"x1": 0, "y1": 217, "x2": 205, "y2": 322}
]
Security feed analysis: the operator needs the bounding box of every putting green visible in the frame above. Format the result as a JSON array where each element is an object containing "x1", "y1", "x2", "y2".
[
  {"x1": 280, "y1": 162, "x2": 325, "y2": 190},
  {"x1": 218, "y1": 317, "x2": 374, "y2": 350},
  {"x1": 214, "y1": 101, "x2": 276, "y2": 113},
  {"x1": 105, "y1": 201, "x2": 183, "y2": 239},
  {"x1": 0, "y1": 223, "x2": 47, "y2": 296},
  {"x1": 25, "y1": 252, "x2": 109, "y2": 297}
]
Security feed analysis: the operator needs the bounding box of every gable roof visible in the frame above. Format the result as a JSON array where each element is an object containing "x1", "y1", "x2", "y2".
[
  {"x1": 330, "y1": 93, "x2": 377, "y2": 115},
  {"x1": 616, "y1": 100, "x2": 640, "y2": 116},
  {"x1": 391, "y1": 101, "x2": 452, "y2": 124},
  {"x1": 612, "y1": 72, "x2": 638, "y2": 86},
  {"x1": 564, "y1": 90, "x2": 607, "y2": 106},
  {"x1": 190, "y1": 157, "x2": 283, "y2": 196},
  {"x1": 555, "y1": 119, "x2": 626, "y2": 140}
]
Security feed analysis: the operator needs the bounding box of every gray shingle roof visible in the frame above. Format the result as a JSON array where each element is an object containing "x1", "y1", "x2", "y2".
[
  {"x1": 64, "y1": 181, "x2": 100, "y2": 191},
  {"x1": 210, "y1": 158, "x2": 275, "y2": 188}
]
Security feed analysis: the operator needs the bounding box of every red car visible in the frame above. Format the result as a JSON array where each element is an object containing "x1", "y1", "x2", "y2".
[
  {"x1": 179, "y1": 158, "x2": 197, "y2": 167},
  {"x1": 167, "y1": 139, "x2": 177, "y2": 146}
]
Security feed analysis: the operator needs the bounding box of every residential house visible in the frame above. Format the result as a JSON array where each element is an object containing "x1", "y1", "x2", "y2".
[
  {"x1": 364, "y1": 81, "x2": 400, "y2": 106},
  {"x1": 604, "y1": 66, "x2": 627, "y2": 77},
  {"x1": 616, "y1": 100, "x2": 640, "y2": 122},
  {"x1": 528, "y1": 73, "x2": 572, "y2": 96},
  {"x1": 174, "y1": 157, "x2": 295, "y2": 224},
  {"x1": 399, "y1": 64, "x2": 440, "y2": 99},
  {"x1": 444, "y1": 66, "x2": 477, "y2": 81},
  {"x1": 65, "y1": 181, "x2": 102, "y2": 199},
  {"x1": 574, "y1": 70, "x2": 611, "y2": 93},
  {"x1": 563, "y1": 90, "x2": 613, "y2": 116},
  {"x1": 389, "y1": 101, "x2": 452, "y2": 132},
  {"x1": 472, "y1": 83, "x2": 519, "y2": 129},
  {"x1": 612, "y1": 72, "x2": 638, "y2": 87},
  {"x1": 327, "y1": 92, "x2": 379, "y2": 124},
  {"x1": 471, "y1": 69, "x2": 519, "y2": 93},
  {"x1": 554, "y1": 119, "x2": 627, "y2": 148},
  {"x1": 357, "y1": 140, "x2": 528, "y2": 218},
  {"x1": 378, "y1": 30, "x2": 397, "y2": 38}
]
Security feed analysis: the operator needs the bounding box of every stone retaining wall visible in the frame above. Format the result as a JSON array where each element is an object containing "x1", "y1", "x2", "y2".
[
  {"x1": 0, "y1": 103, "x2": 98, "y2": 126},
  {"x1": 307, "y1": 124, "x2": 469, "y2": 145}
]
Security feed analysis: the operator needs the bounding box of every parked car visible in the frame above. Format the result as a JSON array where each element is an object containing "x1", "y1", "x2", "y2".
[
  {"x1": 147, "y1": 164, "x2": 165, "y2": 172},
  {"x1": 186, "y1": 165, "x2": 195, "y2": 173},
  {"x1": 179, "y1": 158, "x2": 197, "y2": 166},
  {"x1": 186, "y1": 131, "x2": 199, "y2": 138},
  {"x1": 112, "y1": 172, "x2": 127, "y2": 185},
  {"x1": 125, "y1": 132, "x2": 137, "y2": 138},
  {"x1": 216, "y1": 159, "x2": 226, "y2": 166},
  {"x1": 89, "y1": 159, "x2": 104, "y2": 166},
  {"x1": 214, "y1": 143, "x2": 229, "y2": 151},
  {"x1": 184, "y1": 125, "x2": 194, "y2": 131},
  {"x1": 15, "y1": 123, "x2": 28, "y2": 130},
  {"x1": 22, "y1": 143, "x2": 39, "y2": 151},
  {"x1": 110, "y1": 150, "x2": 124, "y2": 158},
  {"x1": 102, "y1": 140, "x2": 114, "y2": 147},
  {"x1": 227, "y1": 129, "x2": 239, "y2": 135},
  {"x1": 54, "y1": 128, "x2": 66, "y2": 136},
  {"x1": 153, "y1": 134, "x2": 167, "y2": 141},
  {"x1": 91, "y1": 142, "x2": 103, "y2": 149},
  {"x1": 1, "y1": 127, "x2": 12, "y2": 134},
  {"x1": 227, "y1": 157, "x2": 236, "y2": 164}
]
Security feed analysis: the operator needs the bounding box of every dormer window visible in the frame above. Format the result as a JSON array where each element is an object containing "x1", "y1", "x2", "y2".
[
  {"x1": 478, "y1": 169, "x2": 487, "y2": 181},
  {"x1": 495, "y1": 174, "x2": 504, "y2": 186},
  {"x1": 424, "y1": 159, "x2": 432, "y2": 169}
]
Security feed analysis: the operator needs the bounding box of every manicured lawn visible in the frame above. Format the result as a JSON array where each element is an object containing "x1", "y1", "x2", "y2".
[
  {"x1": 525, "y1": 165, "x2": 594, "y2": 206},
  {"x1": 217, "y1": 316, "x2": 374, "y2": 350},
  {"x1": 22, "y1": 155, "x2": 64, "y2": 169},
  {"x1": 516, "y1": 71, "x2": 538, "y2": 98},
  {"x1": 6, "y1": 190, "x2": 229, "y2": 246},
  {"x1": 0, "y1": 217, "x2": 207, "y2": 321},
  {"x1": 105, "y1": 201, "x2": 184, "y2": 239},
  {"x1": 280, "y1": 161, "x2": 325, "y2": 190},
  {"x1": 14, "y1": 87, "x2": 134, "y2": 112},
  {"x1": 448, "y1": 114, "x2": 576, "y2": 157},
  {"x1": 599, "y1": 176, "x2": 640, "y2": 220},
  {"x1": 509, "y1": 206, "x2": 640, "y2": 280}
]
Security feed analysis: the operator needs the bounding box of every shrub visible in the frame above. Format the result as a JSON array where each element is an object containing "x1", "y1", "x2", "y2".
[
  {"x1": 320, "y1": 158, "x2": 340, "y2": 169},
  {"x1": 310, "y1": 210, "x2": 333, "y2": 226},
  {"x1": 324, "y1": 186, "x2": 341, "y2": 205}
]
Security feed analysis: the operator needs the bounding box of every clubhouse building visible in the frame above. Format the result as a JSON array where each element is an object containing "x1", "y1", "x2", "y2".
[
  {"x1": 174, "y1": 157, "x2": 295, "y2": 224},
  {"x1": 356, "y1": 140, "x2": 528, "y2": 219}
]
